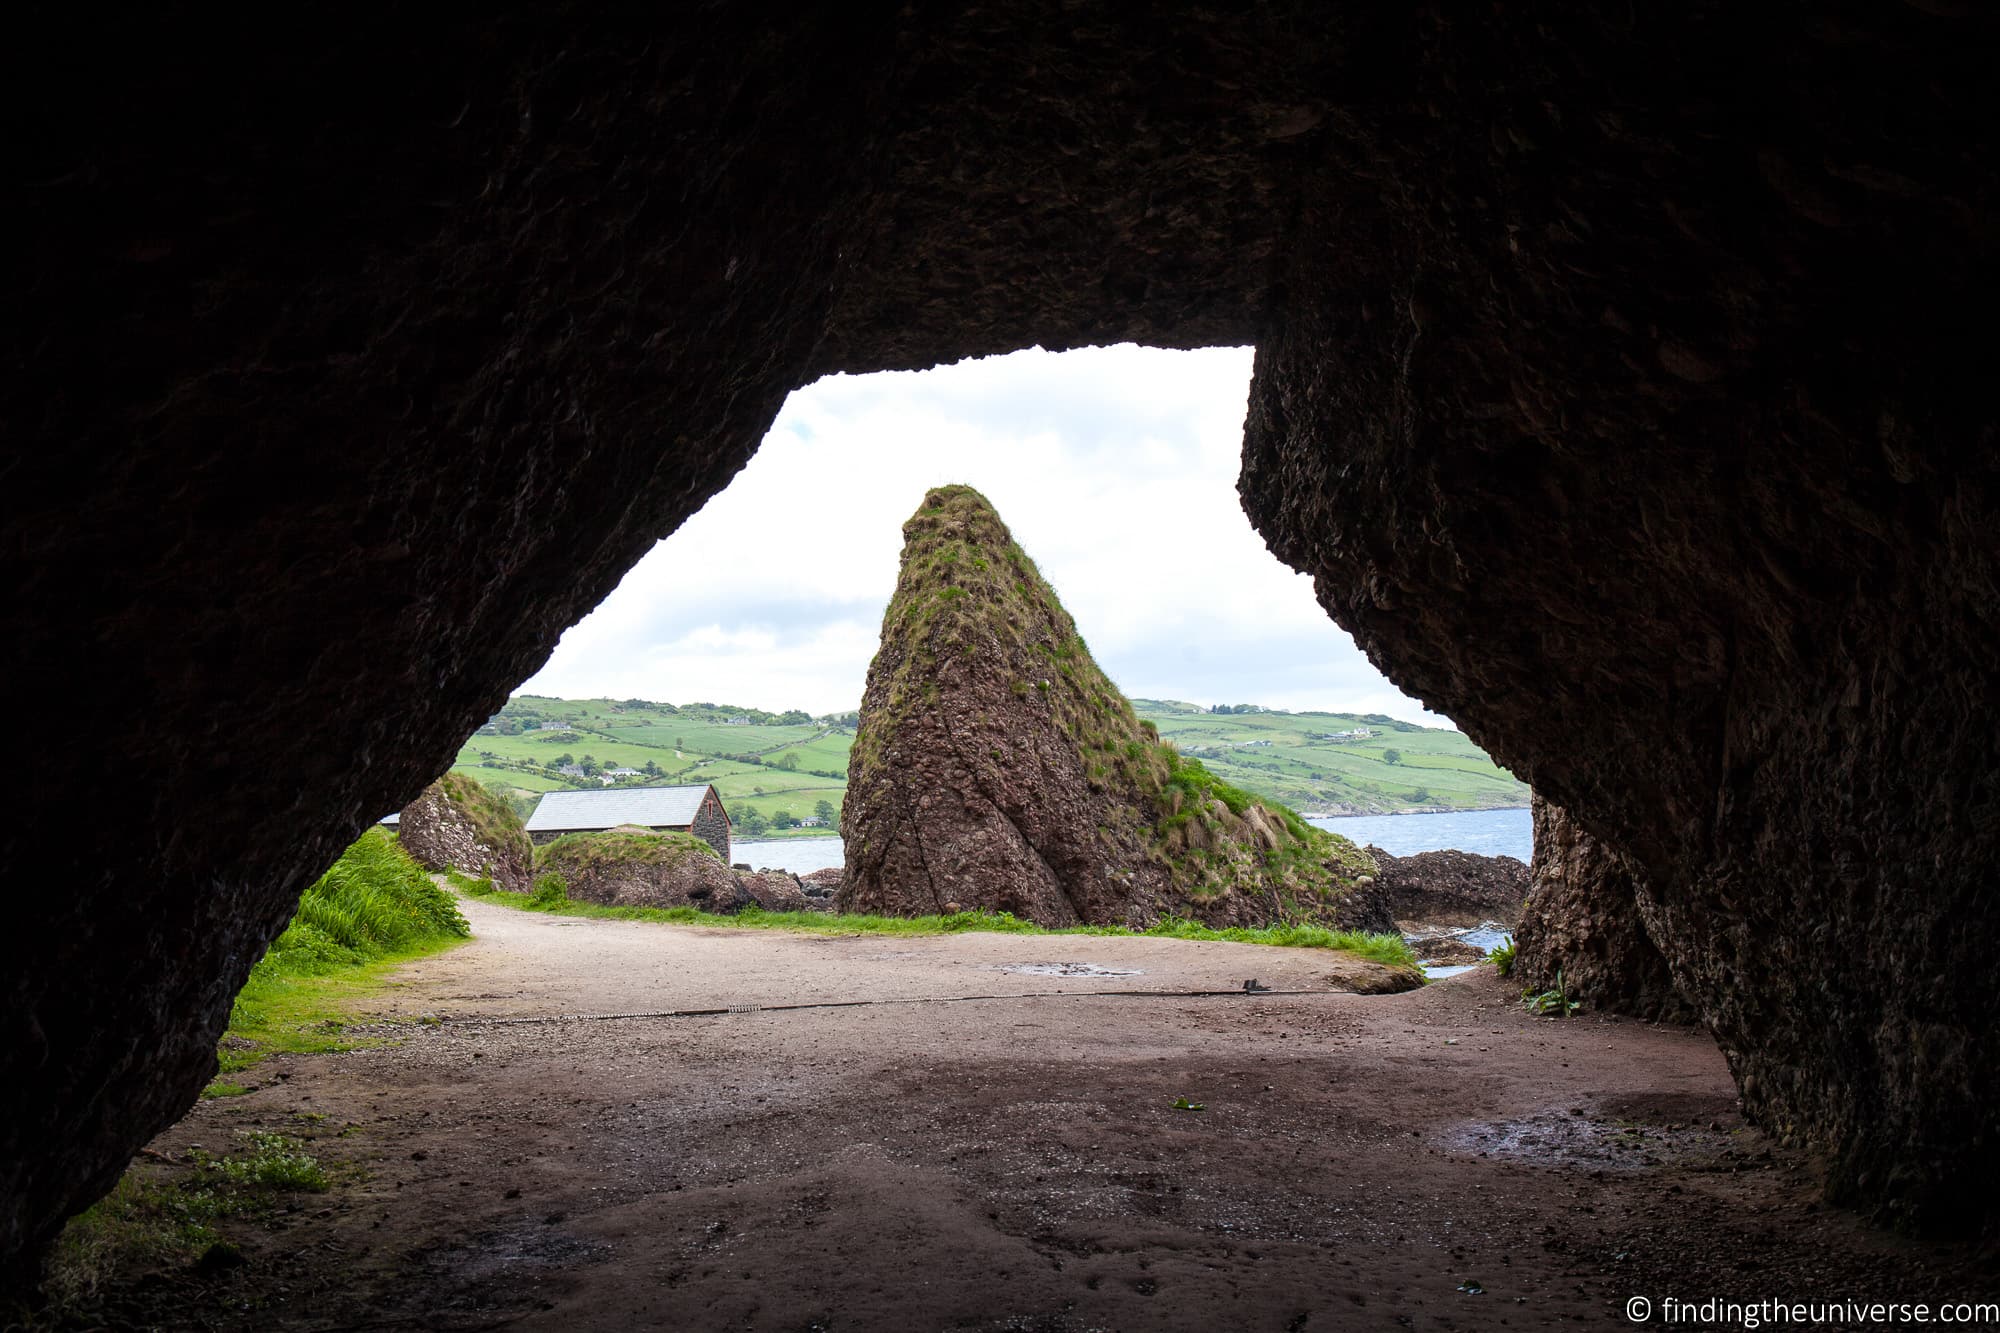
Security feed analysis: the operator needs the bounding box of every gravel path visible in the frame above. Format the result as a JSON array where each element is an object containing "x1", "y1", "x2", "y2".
[{"x1": 119, "y1": 895, "x2": 1994, "y2": 1331}]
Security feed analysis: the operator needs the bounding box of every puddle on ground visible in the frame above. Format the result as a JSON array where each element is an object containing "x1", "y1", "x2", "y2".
[
  {"x1": 999, "y1": 962, "x2": 1143, "y2": 978},
  {"x1": 1446, "y1": 1106, "x2": 1751, "y2": 1172},
  {"x1": 421, "y1": 1218, "x2": 612, "y2": 1284},
  {"x1": 1405, "y1": 919, "x2": 1513, "y2": 978}
]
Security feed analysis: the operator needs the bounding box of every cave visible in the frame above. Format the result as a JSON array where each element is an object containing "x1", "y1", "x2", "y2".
[{"x1": 5, "y1": 0, "x2": 1996, "y2": 1286}]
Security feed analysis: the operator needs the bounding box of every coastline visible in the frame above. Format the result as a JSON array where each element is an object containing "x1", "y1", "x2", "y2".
[{"x1": 1302, "y1": 802, "x2": 1530, "y2": 819}]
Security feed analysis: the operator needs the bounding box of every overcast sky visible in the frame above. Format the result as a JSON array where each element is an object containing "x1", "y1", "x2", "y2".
[{"x1": 519, "y1": 345, "x2": 1444, "y2": 725}]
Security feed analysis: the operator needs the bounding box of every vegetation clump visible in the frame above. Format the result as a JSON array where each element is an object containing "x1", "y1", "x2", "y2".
[
  {"x1": 44, "y1": 1131, "x2": 333, "y2": 1311},
  {"x1": 530, "y1": 828, "x2": 740, "y2": 911},
  {"x1": 535, "y1": 828, "x2": 722, "y2": 873},
  {"x1": 399, "y1": 770, "x2": 534, "y2": 891},
  {"x1": 250, "y1": 827, "x2": 468, "y2": 977},
  {"x1": 217, "y1": 828, "x2": 469, "y2": 1084}
]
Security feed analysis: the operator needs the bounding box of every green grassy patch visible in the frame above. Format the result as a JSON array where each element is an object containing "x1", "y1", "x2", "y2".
[
  {"x1": 534, "y1": 828, "x2": 721, "y2": 873},
  {"x1": 211, "y1": 827, "x2": 469, "y2": 1087},
  {"x1": 458, "y1": 881, "x2": 1419, "y2": 971},
  {"x1": 436, "y1": 771, "x2": 529, "y2": 860},
  {"x1": 43, "y1": 1132, "x2": 333, "y2": 1312}
]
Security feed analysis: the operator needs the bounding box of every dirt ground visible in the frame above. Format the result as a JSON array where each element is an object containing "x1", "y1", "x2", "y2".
[{"x1": 78, "y1": 897, "x2": 1997, "y2": 1330}]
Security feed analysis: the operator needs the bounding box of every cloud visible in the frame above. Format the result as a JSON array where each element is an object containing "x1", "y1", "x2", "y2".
[{"x1": 520, "y1": 345, "x2": 1445, "y2": 724}]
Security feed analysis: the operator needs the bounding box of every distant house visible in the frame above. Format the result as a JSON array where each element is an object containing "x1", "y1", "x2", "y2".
[
  {"x1": 604, "y1": 767, "x2": 642, "y2": 778},
  {"x1": 724, "y1": 716, "x2": 751, "y2": 726},
  {"x1": 557, "y1": 763, "x2": 587, "y2": 777},
  {"x1": 525, "y1": 785, "x2": 731, "y2": 859},
  {"x1": 798, "y1": 815, "x2": 827, "y2": 828}
]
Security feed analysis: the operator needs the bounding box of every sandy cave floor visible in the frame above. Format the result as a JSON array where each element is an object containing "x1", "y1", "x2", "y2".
[{"x1": 81, "y1": 895, "x2": 1997, "y2": 1330}]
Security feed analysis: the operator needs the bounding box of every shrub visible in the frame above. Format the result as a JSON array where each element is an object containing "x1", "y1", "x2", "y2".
[
  {"x1": 528, "y1": 871, "x2": 569, "y2": 909},
  {"x1": 1489, "y1": 936, "x2": 1516, "y2": 977}
]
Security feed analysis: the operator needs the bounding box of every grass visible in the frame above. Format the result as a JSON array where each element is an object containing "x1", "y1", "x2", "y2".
[
  {"x1": 1523, "y1": 967, "x2": 1581, "y2": 1017},
  {"x1": 39, "y1": 832, "x2": 466, "y2": 1311},
  {"x1": 43, "y1": 1132, "x2": 332, "y2": 1311},
  {"x1": 455, "y1": 877, "x2": 1420, "y2": 971},
  {"x1": 211, "y1": 827, "x2": 470, "y2": 1086},
  {"x1": 435, "y1": 771, "x2": 531, "y2": 861}
]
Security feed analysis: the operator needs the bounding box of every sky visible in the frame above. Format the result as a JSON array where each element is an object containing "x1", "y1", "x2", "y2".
[{"x1": 519, "y1": 344, "x2": 1446, "y2": 726}]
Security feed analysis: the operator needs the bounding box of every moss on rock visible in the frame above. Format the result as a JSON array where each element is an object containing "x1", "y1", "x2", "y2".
[
  {"x1": 534, "y1": 829, "x2": 744, "y2": 912},
  {"x1": 398, "y1": 772, "x2": 533, "y2": 893},
  {"x1": 840, "y1": 484, "x2": 1377, "y2": 929}
]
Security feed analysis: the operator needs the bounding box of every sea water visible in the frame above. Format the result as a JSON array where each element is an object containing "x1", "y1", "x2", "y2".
[
  {"x1": 734, "y1": 807, "x2": 1533, "y2": 877},
  {"x1": 1307, "y1": 807, "x2": 1532, "y2": 862}
]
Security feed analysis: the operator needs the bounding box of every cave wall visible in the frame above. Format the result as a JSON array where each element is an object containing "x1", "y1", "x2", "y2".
[
  {"x1": 1237, "y1": 4, "x2": 1999, "y2": 1229},
  {"x1": 3, "y1": 0, "x2": 1996, "y2": 1282},
  {"x1": 1513, "y1": 797, "x2": 1694, "y2": 1024}
]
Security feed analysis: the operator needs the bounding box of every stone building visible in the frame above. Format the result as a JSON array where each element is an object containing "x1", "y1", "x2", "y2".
[{"x1": 524, "y1": 784, "x2": 731, "y2": 859}]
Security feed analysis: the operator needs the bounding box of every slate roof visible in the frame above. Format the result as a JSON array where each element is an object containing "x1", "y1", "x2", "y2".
[{"x1": 525, "y1": 785, "x2": 719, "y2": 833}]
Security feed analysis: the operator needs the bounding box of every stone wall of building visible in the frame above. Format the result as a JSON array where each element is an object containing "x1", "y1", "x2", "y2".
[{"x1": 690, "y1": 790, "x2": 731, "y2": 861}]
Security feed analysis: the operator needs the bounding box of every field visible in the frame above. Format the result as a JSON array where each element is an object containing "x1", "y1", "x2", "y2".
[
  {"x1": 1132, "y1": 699, "x2": 1528, "y2": 814},
  {"x1": 450, "y1": 694, "x2": 1526, "y2": 834}
]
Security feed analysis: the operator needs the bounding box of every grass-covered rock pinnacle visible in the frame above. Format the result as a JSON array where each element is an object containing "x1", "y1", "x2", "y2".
[
  {"x1": 838, "y1": 484, "x2": 1383, "y2": 930},
  {"x1": 397, "y1": 771, "x2": 534, "y2": 893}
]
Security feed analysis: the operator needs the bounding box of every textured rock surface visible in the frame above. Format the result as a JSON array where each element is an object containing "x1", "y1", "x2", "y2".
[
  {"x1": 1512, "y1": 798, "x2": 1694, "y2": 1025},
  {"x1": 3, "y1": 0, "x2": 1996, "y2": 1279},
  {"x1": 397, "y1": 775, "x2": 533, "y2": 894},
  {"x1": 1235, "y1": 7, "x2": 2000, "y2": 1231},
  {"x1": 800, "y1": 868, "x2": 845, "y2": 897},
  {"x1": 1363, "y1": 846, "x2": 1528, "y2": 928},
  {"x1": 737, "y1": 870, "x2": 815, "y2": 914},
  {"x1": 839, "y1": 487, "x2": 1376, "y2": 929},
  {"x1": 537, "y1": 833, "x2": 745, "y2": 914}
]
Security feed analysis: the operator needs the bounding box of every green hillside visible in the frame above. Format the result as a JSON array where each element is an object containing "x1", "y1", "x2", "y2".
[
  {"x1": 452, "y1": 694, "x2": 1525, "y2": 835},
  {"x1": 1130, "y1": 700, "x2": 1527, "y2": 815}
]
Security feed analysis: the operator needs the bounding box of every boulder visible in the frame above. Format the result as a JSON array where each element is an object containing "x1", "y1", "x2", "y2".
[
  {"x1": 800, "y1": 867, "x2": 843, "y2": 896},
  {"x1": 397, "y1": 773, "x2": 533, "y2": 893},
  {"x1": 736, "y1": 869, "x2": 813, "y2": 913},
  {"x1": 536, "y1": 830, "x2": 747, "y2": 913}
]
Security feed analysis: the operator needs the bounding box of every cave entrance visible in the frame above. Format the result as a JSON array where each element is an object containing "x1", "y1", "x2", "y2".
[{"x1": 484, "y1": 343, "x2": 1476, "y2": 847}]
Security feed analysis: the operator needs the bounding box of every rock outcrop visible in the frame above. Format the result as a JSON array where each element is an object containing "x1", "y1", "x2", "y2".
[
  {"x1": 838, "y1": 486, "x2": 1378, "y2": 930},
  {"x1": 736, "y1": 869, "x2": 815, "y2": 913},
  {"x1": 800, "y1": 867, "x2": 844, "y2": 897},
  {"x1": 537, "y1": 831, "x2": 747, "y2": 913},
  {"x1": 397, "y1": 774, "x2": 533, "y2": 894},
  {"x1": 1363, "y1": 846, "x2": 1528, "y2": 928},
  {"x1": 1512, "y1": 798, "x2": 1694, "y2": 1025}
]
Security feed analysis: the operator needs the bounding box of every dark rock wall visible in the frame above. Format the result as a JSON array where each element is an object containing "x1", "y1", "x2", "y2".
[
  {"x1": 1237, "y1": 7, "x2": 1999, "y2": 1229},
  {"x1": 3, "y1": 0, "x2": 1996, "y2": 1279},
  {"x1": 2, "y1": 5, "x2": 900, "y2": 1277},
  {"x1": 1513, "y1": 798, "x2": 1694, "y2": 1025}
]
